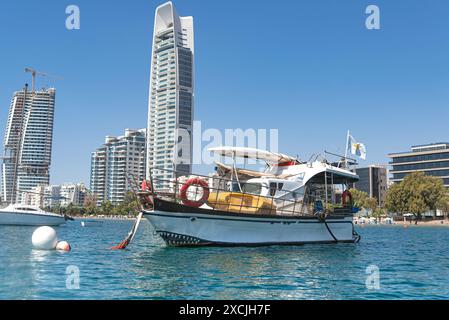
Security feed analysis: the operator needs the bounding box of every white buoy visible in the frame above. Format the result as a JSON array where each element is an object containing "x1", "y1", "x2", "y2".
[
  {"x1": 32, "y1": 226, "x2": 58, "y2": 250},
  {"x1": 56, "y1": 241, "x2": 71, "y2": 252},
  {"x1": 81, "y1": 221, "x2": 85, "y2": 227}
]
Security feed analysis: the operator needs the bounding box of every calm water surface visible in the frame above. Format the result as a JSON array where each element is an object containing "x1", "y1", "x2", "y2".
[{"x1": 1, "y1": 220, "x2": 448, "y2": 300}]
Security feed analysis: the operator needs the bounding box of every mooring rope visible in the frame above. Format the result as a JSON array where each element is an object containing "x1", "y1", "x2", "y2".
[
  {"x1": 323, "y1": 217, "x2": 339, "y2": 243},
  {"x1": 352, "y1": 224, "x2": 361, "y2": 243}
]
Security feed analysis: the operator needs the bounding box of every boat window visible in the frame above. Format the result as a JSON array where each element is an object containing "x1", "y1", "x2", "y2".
[
  {"x1": 291, "y1": 187, "x2": 305, "y2": 200},
  {"x1": 242, "y1": 183, "x2": 262, "y2": 195},
  {"x1": 231, "y1": 182, "x2": 262, "y2": 195},
  {"x1": 17, "y1": 207, "x2": 37, "y2": 211},
  {"x1": 231, "y1": 182, "x2": 241, "y2": 192},
  {"x1": 269, "y1": 183, "x2": 277, "y2": 197}
]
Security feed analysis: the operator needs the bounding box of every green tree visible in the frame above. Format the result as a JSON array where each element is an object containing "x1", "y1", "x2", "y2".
[
  {"x1": 386, "y1": 172, "x2": 446, "y2": 224},
  {"x1": 385, "y1": 183, "x2": 409, "y2": 215},
  {"x1": 81, "y1": 193, "x2": 99, "y2": 215},
  {"x1": 365, "y1": 197, "x2": 378, "y2": 214},
  {"x1": 348, "y1": 188, "x2": 368, "y2": 209},
  {"x1": 66, "y1": 203, "x2": 74, "y2": 215},
  {"x1": 100, "y1": 201, "x2": 113, "y2": 215},
  {"x1": 437, "y1": 195, "x2": 449, "y2": 219},
  {"x1": 372, "y1": 207, "x2": 386, "y2": 223},
  {"x1": 120, "y1": 191, "x2": 140, "y2": 216}
]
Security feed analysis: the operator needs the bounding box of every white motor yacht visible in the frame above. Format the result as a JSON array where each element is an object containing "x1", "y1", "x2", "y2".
[{"x1": 0, "y1": 204, "x2": 66, "y2": 226}]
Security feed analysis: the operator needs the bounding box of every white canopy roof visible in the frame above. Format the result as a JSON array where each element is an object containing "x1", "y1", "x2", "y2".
[{"x1": 209, "y1": 147, "x2": 297, "y2": 164}]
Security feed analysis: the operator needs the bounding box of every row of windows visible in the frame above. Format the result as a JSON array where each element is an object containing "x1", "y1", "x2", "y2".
[
  {"x1": 392, "y1": 152, "x2": 449, "y2": 164},
  {"x1": 393, "y1": 170, "x2": 449, "y2": 180},
  {"x1": 178, "y1": 49, "x2": 192, "y2": 88},
  {"x1": 392, "y1": 161, "x2": 449, "y2": 172}
]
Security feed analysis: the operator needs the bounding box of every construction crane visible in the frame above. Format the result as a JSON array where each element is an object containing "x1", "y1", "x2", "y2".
[{"x1": 24, "y1": 67, "x2": 62, "y2": 92}]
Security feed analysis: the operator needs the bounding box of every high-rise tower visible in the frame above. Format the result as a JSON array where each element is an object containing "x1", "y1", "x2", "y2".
[
  {"x1": 90, "y1": 129, "x2": 147, "y2": 206},
  {"x1": 147, "y1": 1, "x2": 194, "y2": 189},
  {"x1": 1, "y1": 85, "x2": 56, "y2": 204}
]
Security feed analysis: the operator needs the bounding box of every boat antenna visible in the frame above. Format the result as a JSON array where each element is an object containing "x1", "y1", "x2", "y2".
[
  {"x1": 344, "y1": 130, "x2": 350, "y2": 168},
  {"x1": 308, "y1": 153, "x2": 316, "y2": 163}
]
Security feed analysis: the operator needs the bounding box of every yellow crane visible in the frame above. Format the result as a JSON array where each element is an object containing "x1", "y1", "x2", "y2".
[{"x1": 24, "y1": 67, "x2": 62, "y2": 92}]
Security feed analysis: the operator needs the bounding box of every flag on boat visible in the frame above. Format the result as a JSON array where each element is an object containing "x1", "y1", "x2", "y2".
[{"x1": 347, "y1": 133, "x2": 366, "y2": 160}]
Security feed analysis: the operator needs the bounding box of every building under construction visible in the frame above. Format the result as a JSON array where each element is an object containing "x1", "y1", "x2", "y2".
[{"x1": 1, "y1": 83, "x2": 56, "y2": 204}]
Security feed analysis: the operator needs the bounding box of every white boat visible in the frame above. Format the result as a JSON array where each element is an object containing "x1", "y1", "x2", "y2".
[
  {"x1": 0, "y1": 204, "x2": 66, "y2": 226},
  {"x1": 140, "y1": 147, "x2": 361, "y2": 247}
]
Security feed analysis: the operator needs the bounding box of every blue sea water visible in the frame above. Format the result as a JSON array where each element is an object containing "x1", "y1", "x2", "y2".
[{"x1": 0, "y1": 219, "x2": 448, "y2": 300}]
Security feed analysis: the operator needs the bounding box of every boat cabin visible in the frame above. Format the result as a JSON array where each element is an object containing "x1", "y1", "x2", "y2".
[{"x1": 146, "y1": 147, "x2": 359, "y2": 217}]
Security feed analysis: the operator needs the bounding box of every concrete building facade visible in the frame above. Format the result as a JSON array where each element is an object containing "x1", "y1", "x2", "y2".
[
  {"x1": 27, "y1": 183, "x2": 87, "y2": 208},
  {"x1": 353, "y1": 165, "x2": 388, "y2": 207},
  {"x1": 90, "y1": 129, "x2": 146, "y2": 206},
  {"x1": 1, "y1": 86, "x2": 56, "y2": 204},
  {"x1": 389, "y1": 143, "x2": 449, "y2": 187}
]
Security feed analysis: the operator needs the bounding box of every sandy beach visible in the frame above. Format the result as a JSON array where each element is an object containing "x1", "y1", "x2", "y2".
[
  {"x1": 399, "y1": 220, "x2": 449, "y2": 227},
  {"x1": 73, "y1": 215, "x2": 136, "y2": 221},
  {"x1": 355, "y1": 218, "x2": 449, "y2": 227}
]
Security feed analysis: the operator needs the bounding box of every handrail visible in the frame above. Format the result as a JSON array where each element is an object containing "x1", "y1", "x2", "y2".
[{"x1": 144, "y1": 167, "x2": 351, "y2": 217}]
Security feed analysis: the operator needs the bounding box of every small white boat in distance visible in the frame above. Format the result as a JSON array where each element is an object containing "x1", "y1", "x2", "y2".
[{"x1": 0, "y1": 204, "x2": 66, "y2": 226}]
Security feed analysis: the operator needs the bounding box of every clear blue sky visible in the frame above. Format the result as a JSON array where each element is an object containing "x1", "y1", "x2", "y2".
[{"x1": 1, "y1": 0, "x2": 448, "y2": 185}]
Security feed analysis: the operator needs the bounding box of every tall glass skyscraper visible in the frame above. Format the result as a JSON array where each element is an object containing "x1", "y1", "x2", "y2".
[
  {"x1": 1, "y1": 85, "x2": 56, "y2": 204},
  {"x1": 146, "y1": 1, "x2": 194, "y2": 189}
]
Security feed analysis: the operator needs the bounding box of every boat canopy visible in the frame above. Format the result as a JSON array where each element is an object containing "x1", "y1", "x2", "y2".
[
  {"x1": 215, "y1": 161, "x2": 277, "y2": 178},
  {"x1": 302, "y1": 162, "x2": 359, "y2": 184},
  {"x1": 209, "y1": 147, "x2": 297, "y2": 164}
]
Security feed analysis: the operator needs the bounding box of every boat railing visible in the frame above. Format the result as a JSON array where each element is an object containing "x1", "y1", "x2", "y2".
[{"x1": 143, "y1": 167, "x2": 352, "y2": 217}]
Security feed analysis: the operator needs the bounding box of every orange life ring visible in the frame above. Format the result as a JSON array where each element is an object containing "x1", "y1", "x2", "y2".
[
  {"x1": 141, "y1": 180, "x2": 154, "y2": 208},
  {"x1": 180, "y1": 178, "x2": 210, "y2": 208},
  {"x1": 342, "y1": 190, "x2": 353, "y2": 208}
]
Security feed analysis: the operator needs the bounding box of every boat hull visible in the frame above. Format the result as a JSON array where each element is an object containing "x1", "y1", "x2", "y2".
[
  {"x1": 0, "y1": 211, "x2": 66, "y2": 226},
  {"x1": 144, "y1": 206, "x2": 356, "y2": 247}
]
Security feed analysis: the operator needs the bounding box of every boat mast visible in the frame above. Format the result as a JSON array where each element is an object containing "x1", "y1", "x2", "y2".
[{"x1": 344, "y1": 130, "x2": 350, "y2": 167}]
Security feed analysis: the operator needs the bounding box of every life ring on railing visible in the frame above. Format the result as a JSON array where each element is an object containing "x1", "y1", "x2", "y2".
[
  {"x1": 342, "y1": 190, "x2": 353, "y2": 208},
  {"x1": 180, "y1": 178, "x2": 210, "y2": 208},
  {"x1": 141, "y1": 180, "x2": 154, "y2": 209}
]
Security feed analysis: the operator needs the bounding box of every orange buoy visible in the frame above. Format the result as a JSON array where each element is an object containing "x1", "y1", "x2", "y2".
[{"x1": 56, "y1": 241, "x2": 71, "y2": 252}]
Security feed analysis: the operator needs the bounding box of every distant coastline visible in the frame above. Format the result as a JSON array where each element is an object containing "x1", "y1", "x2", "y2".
[
  {"x1": 356, "y1": 218, "x2": 449, "y2": 227},
  {"x1": 72, "y1": 215, "x2": 136, "y2": 221},
  {"x1": 398, "y1": 220, "x2": 449, "y2": 227}
]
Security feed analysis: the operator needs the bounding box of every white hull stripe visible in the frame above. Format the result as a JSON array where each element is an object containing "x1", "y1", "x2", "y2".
[{"x1": 145, "y1": 211, "x2": 352, "y2": 225}]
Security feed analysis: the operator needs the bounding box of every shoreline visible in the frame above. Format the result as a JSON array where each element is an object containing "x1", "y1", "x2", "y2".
[
  {"x1": 355, "y1": 219, "x2": 449, "y2": 227},
  {"x1": 72, "y1": 215, "x2": 137, "y2": 221}
]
